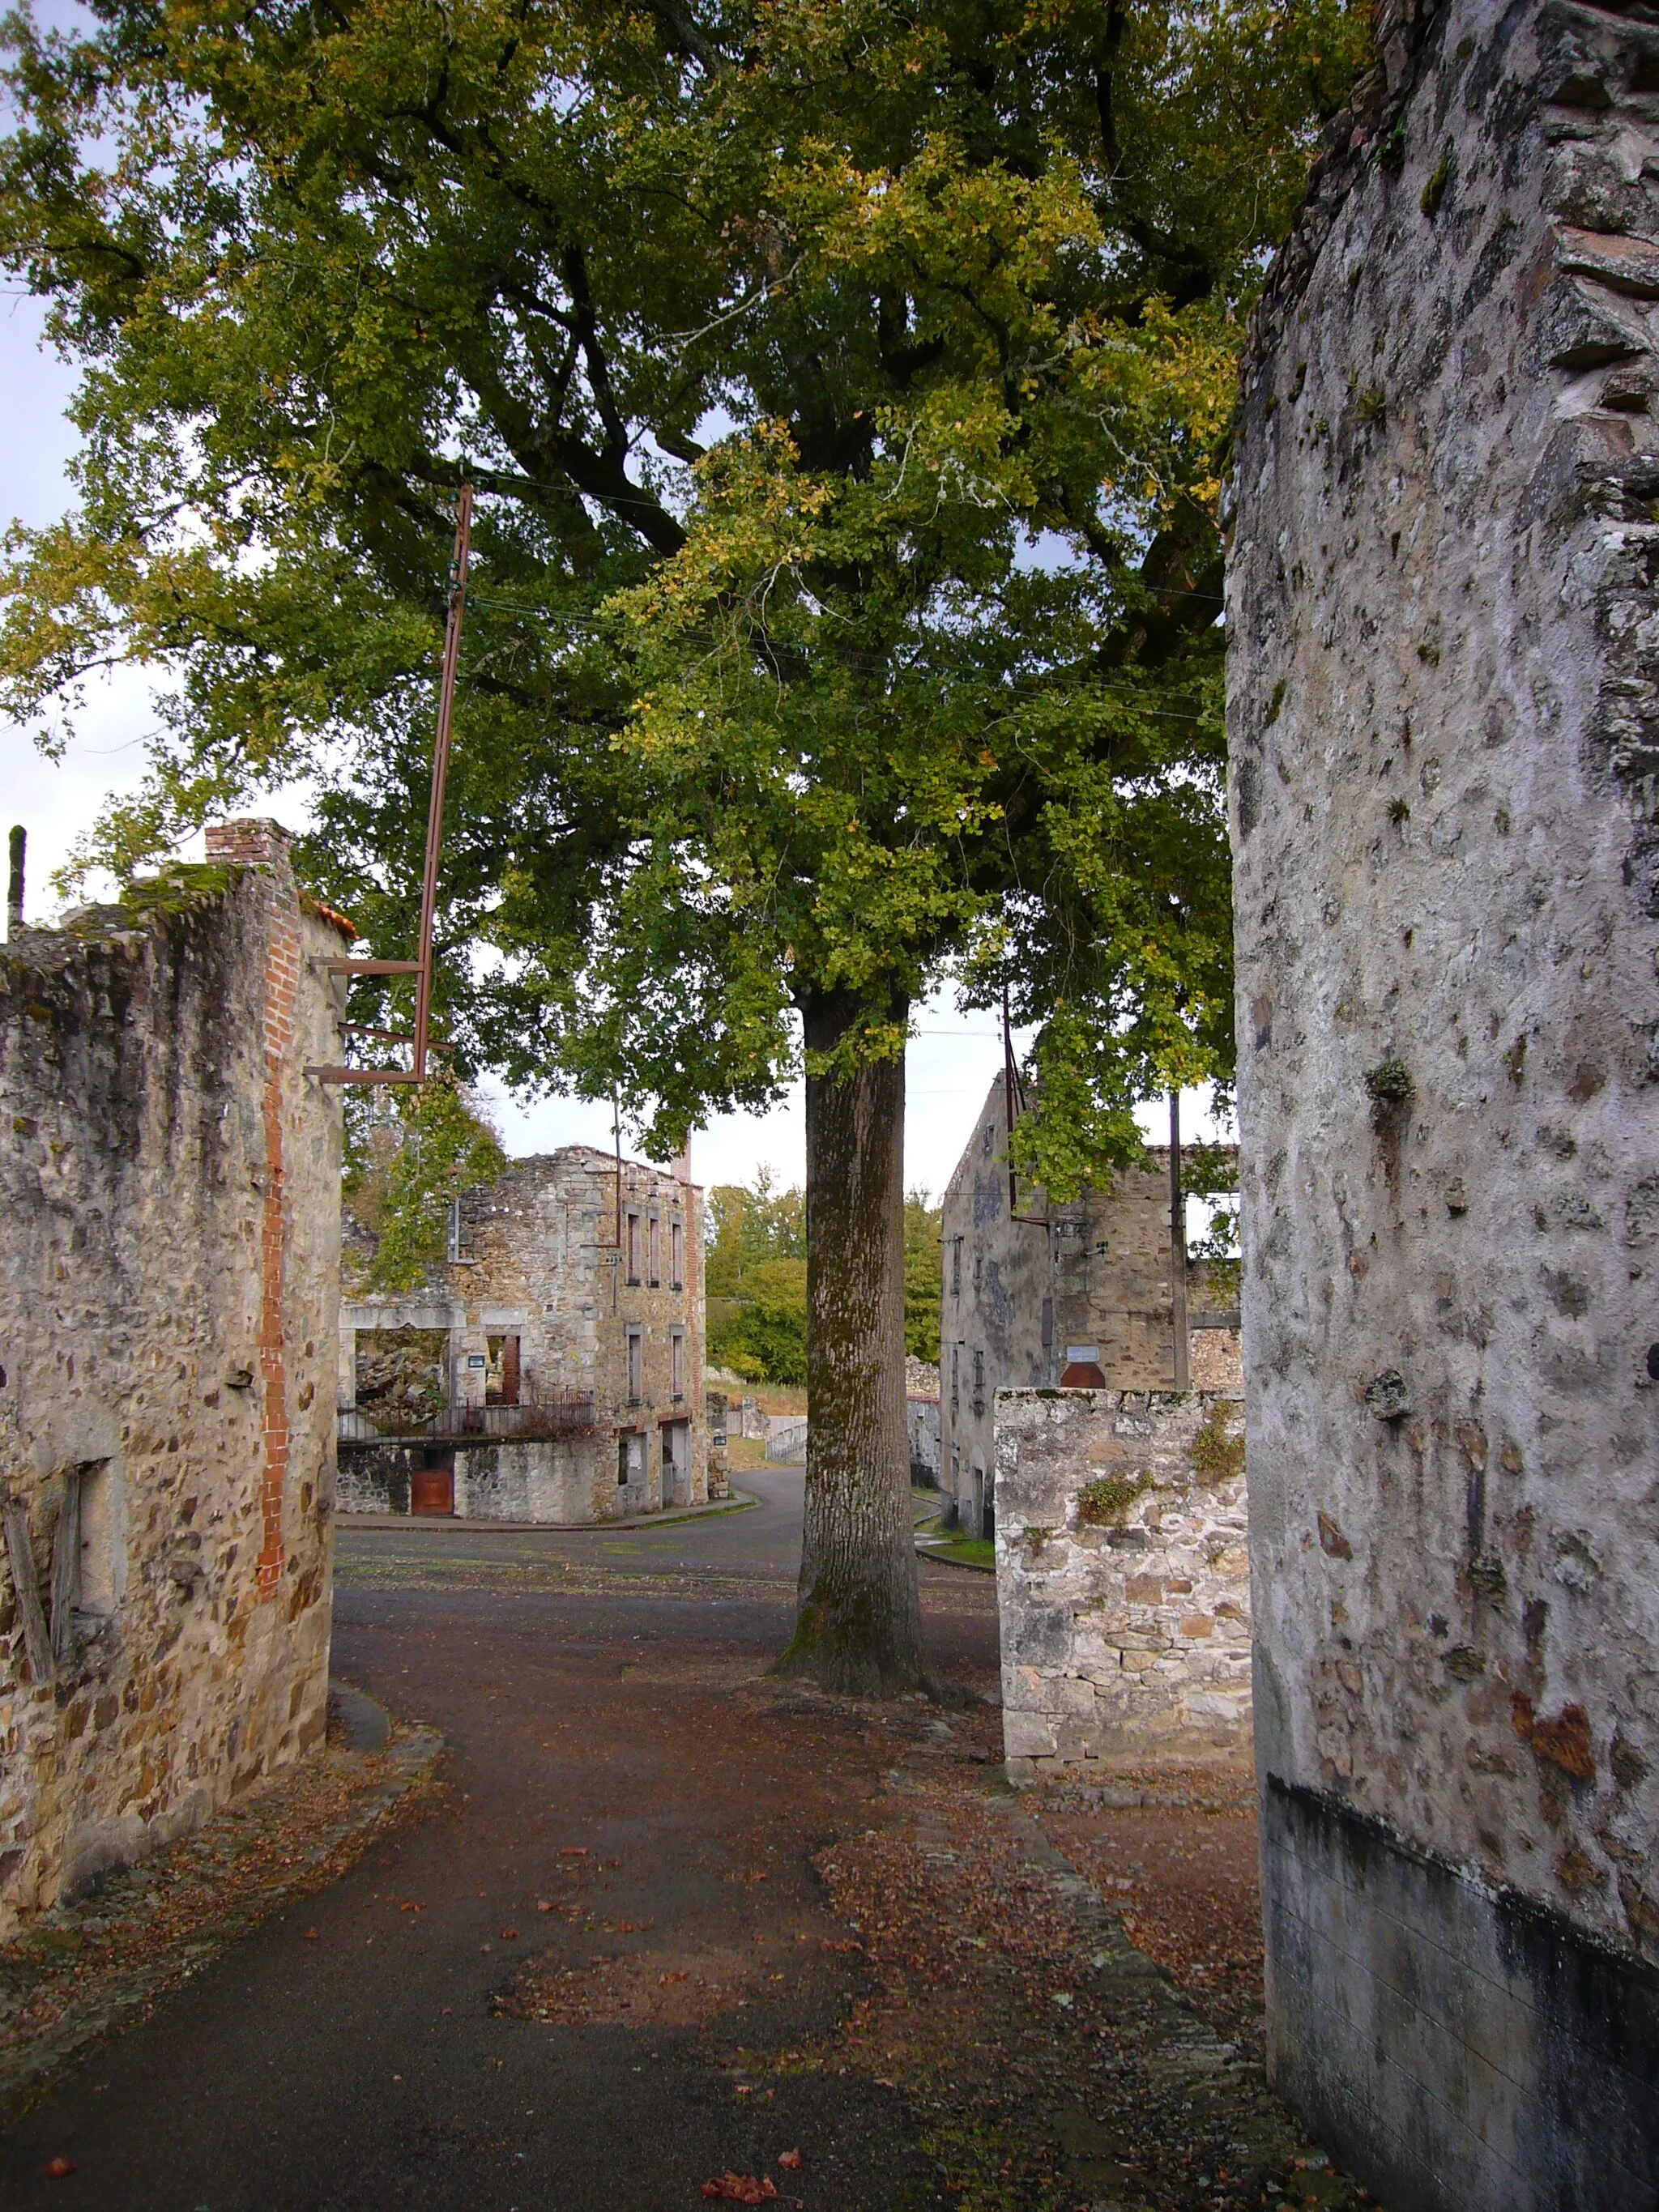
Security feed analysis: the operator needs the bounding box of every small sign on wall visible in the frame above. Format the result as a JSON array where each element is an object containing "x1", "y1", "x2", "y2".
[{"x1": 467, "y1": 1354, "x2": 487, "y2": 1368}]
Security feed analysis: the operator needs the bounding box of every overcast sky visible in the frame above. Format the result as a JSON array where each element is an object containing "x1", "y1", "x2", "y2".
[{"x1": 0, "y1": 101, "x2": 1223, "y2": 1202}]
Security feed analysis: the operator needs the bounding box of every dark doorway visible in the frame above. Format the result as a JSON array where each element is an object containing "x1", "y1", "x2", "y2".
[{"x1": 411, "y1": 1457, "x2": 455, "y2": 1515}]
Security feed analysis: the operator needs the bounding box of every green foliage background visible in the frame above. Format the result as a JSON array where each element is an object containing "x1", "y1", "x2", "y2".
[
  {"x1": 0, "y1": 0, "x2": 1371, "y2": 1187},
  {"x1": 707, "y1": 1174, "x2": 942, "y2": 1383},
  {"x1": 343, "y1": 1078, "x2": 506, "y2": 1294}
]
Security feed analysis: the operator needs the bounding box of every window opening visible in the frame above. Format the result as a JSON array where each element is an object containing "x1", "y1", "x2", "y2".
[
  {"x1": 648, "y1": 1216, "x2": 660, "y2": 1287},
  {"x1": 626, "y1": 1326, "x2": 643, "y2": 1403},
  {"x1": 671, "y1": 1220, "x2": 684, "y2": 1290},
  {"x1": 485, "y1": 1333, "x2": 521, "y2": 1407}
]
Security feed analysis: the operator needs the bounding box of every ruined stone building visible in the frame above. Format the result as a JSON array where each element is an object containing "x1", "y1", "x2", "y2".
[
  {"x1": 338, "y1": 1148, "x2": 707, "y2": 1523},
  {"x1": 0, "y1": 820, "x2": 344, "y2": 1937},
  {"x1": 940, "y1": 1076, "x2": 1240, "y2": 1536},
  {"x1": 1230, "y1": 3, "x2": 1659, "y2": 2204}
]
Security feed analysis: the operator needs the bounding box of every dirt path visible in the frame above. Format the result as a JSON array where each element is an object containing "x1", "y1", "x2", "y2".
[{"x1": 0, "y1": 1472, "x2": 1374, "y2": 2210}]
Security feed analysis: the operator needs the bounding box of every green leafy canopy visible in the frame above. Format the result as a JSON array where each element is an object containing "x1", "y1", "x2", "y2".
[{"x1": 0, "y1": 0, "x2": 1370, "y2": 1182}]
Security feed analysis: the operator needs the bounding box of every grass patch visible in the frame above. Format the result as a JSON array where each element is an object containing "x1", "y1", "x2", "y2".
[{"x1": 929, "y1": 1536, "x2": 996, "y2": 1571}]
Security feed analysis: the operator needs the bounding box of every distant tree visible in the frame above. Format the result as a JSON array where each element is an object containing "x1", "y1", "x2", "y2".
[
  {"x1": 0, "y1": 0, "x2": 1370, "y2": 1691},
  {"x1": 903, "y1": 1190, "x2": 943, "y2": 1367},
  {"x1": 706, "y1": 1171, "x2": 937, "y2": 1377},
  {"x1": 706, "y1": 1173, "x2": 808, "y2": 1384}
]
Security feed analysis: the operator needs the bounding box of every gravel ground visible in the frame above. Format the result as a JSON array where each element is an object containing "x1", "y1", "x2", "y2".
[{"x1": 0, "y1": 1473, "x2": 1380, "y2": 2210}]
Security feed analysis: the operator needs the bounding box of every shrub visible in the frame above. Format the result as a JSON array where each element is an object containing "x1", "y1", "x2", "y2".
[{"x1": 1077, "y1": 1471, "x2": 1155, "y2": 1526}]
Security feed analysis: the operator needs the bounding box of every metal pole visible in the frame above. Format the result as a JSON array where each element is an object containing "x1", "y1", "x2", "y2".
[
  {"x1": 412, "y1": 483, "x2": 473, "y2": 1077},
  {"x1": 7, "y1": 826, "x2": 24, "y2": 940},
  {"x1": 1169, "y1": 1089, "x2": 1191, "y2": 1392}
]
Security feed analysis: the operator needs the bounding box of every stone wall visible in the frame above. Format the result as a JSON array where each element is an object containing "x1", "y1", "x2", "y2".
[
  {"x1": 993, "y1": 1390, "x2": 1250, "y2": 1780},
  {"x1": 0, "y1": 820, "x2": 344, "y2": 1934},
  {"x1": 335, "y1": 1434, "x2": 602, "y2": 1523},
  {"x1": 1229, "y1": 4, "x2": 1659, "y2": 2204}
]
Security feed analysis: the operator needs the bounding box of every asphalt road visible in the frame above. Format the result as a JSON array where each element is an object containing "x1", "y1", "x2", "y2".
[{"x1": 0, "y1": 1471, "x2": 1000, "y2": 2210}]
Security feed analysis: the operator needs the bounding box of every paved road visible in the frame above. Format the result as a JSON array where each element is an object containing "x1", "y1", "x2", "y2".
[{"x1": 0, "y1": 1471, "x2": 999, "y2": 2210}]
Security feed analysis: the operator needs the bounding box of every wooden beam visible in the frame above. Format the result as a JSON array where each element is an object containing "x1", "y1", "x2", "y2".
[
  {"x1": 2, "y1": 1493, "x2": 53, "y2": 1686},
  {"x1": 321, "y1": 958, "x2": 423, "y2": 975},
  {"x1": 49, "y1": 1466, "x2": 82, "y2": 1667}
]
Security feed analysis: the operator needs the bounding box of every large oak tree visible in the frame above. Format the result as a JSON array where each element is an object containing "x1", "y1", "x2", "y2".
[{"x1": 0, "y1": 0, "x2": 1367, "y2": 1690}]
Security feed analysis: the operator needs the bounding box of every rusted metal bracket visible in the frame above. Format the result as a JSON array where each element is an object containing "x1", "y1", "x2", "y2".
[{"x1": 309, "y1": 484, "x2": 473, "y2": 1085}]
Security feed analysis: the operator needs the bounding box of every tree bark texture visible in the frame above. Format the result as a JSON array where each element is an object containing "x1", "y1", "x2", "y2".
[{"x1": 775, "y1": 995, "x2": 927, "y2": 1694}]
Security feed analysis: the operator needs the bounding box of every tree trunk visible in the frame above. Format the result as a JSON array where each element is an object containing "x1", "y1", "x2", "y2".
[{"x1": 774, "y1": 991, "x2": 928, "y2": 1694}]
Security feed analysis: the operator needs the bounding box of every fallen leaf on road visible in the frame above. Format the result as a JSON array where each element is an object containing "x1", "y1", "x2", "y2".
[
  {"x1": 45, "y1": 2157, "x2": 77, "y2": 2178},
  {"x1": 743, "y1": 1871, "x2": 769, "y2": 1884},
  {"x1": 778, "y1": 2149, "x2": 803, "y2": 2170},
  {"x1": 501, "y1": 1929, "x2": 519, "y2": 1941},
  {"x1": 701, "y1": 2174, "x2": 777, "y2": 2202},
  {"x1": 560, "y1": 1847, "x2": 588, "y2": 1858},
  {"x1": 303, "y1": 1929, "x2": 319, "y2": 1941},
  {"x1": 658, "y1": 1970, "x2": 689, "y2": 1984},
  {"x1": 536, "y1": 1900, "x2": 556, "y2": 1913},
  {"x1": 612, "y1": 1921, "x2": 638, "y2": 1933}
]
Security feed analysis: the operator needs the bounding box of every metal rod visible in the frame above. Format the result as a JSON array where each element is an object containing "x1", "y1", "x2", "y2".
[
  {"x1": 308, "y1": 484, "x2": 472, "y2": 1085},
  {"x1": 306, "y1": 1068, "x2": 425, "y2": 1085},
  {"x1": 1002, "y1": 985, "x2": 1048, "y2": 1227},
  {"x1": 412, "y1": 481, "x2": 473, "y2": 1077},
  {"x1": 1169, "y1": 1089, "x2": 1191, "y2": 1392}
]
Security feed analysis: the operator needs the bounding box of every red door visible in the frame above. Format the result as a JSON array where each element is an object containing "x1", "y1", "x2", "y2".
[{"x1": 411, "y1": 1460, "x2": 454, "y2": 1515}]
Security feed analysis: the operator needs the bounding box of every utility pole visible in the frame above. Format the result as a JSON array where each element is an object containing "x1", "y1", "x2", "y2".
[{"x1": 1169, "y1": 1089, "x2": 1190, "y2": 1392}]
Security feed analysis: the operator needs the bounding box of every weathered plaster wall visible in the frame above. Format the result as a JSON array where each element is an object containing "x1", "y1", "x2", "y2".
[
  {"x1": 994, "y1": 1390, "x2": 1250, "y2": 1779},
  {"x1": 940, "y1": 1077, "x2": 1240, "y2": 1534},
  {"x1": 0, "y1": 820, "x2": 344, "y2": 1934},
  {"x1": 1230, "y1": 3, "x2": 1659, "y2": 2203}
]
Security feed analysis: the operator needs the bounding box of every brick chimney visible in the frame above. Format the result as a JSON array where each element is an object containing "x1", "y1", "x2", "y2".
[{"x1": 204, "y1": 817, "x2": 294, "y2": 868}]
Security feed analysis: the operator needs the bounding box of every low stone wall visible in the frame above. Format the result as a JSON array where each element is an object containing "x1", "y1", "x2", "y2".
[
  {"x1": 0, "y1": 821, "x2": 344, "y2": 1934},
  {"x1": 336, "y1": 1435, "x2": 603, "y2": 1522},
  {"x1": 994, "y1": 1390, "x2": 1250, "y2": 1779}
]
